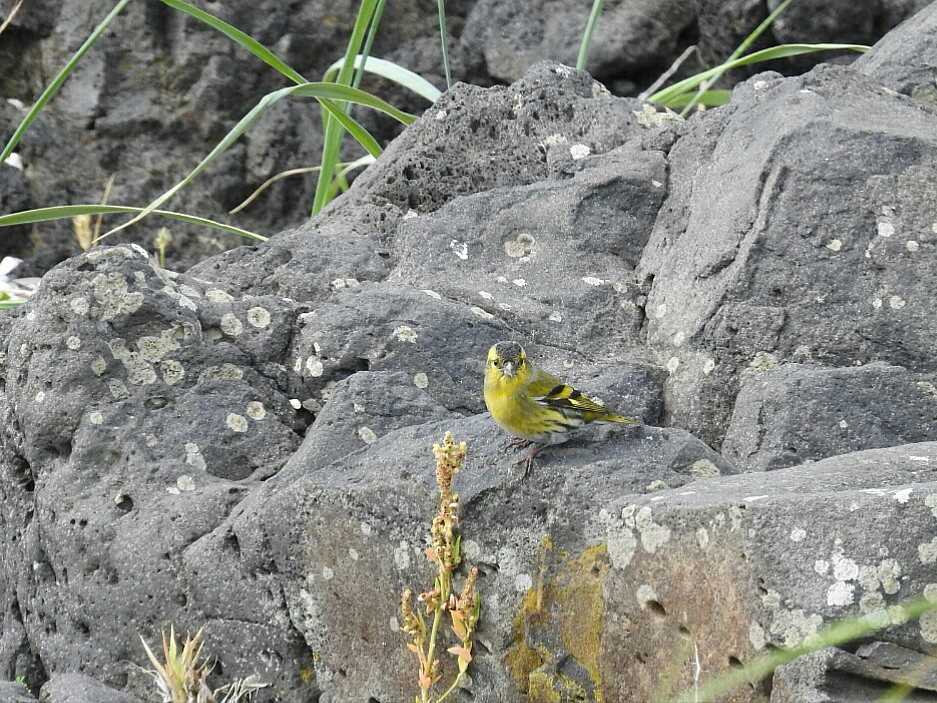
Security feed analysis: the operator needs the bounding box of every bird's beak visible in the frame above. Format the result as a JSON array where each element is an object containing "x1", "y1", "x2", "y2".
[{"x1": 502, "y1": 360, "x2": 516, "y2": 378}]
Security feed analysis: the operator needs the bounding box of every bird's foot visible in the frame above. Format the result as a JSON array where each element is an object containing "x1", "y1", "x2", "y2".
[
  {"x1": 512, "y1": 444, "x2": 542, "y2": 478},
  {"x1": 503, "y1": 436, "x2": 532, "y2": 453}
]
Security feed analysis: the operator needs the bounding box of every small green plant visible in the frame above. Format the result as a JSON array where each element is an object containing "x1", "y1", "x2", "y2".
[
  {"x1": 14, "y1": 674, "x2": 28, "y2": 689},
  {"x1": 399, "y1": 432, "x2": 481, "y2": 703},
  {"x1": 139, "y1": 625, "x2": 267, "y2": 703},
  {"x1": 153, "y1": 226, "x2": 173, "y2": 268},
  {"x1": 662, "y1": 595, "x2": 937, "y2": 702}
]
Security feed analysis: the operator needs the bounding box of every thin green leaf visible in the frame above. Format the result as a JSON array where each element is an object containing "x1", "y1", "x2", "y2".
[
  {"x1": 664, "y1": 596, "x2": 937, "y2": 703},
  {"x1": 0, "y1": 301, "x2": 26, "y2": 309},
  {"x1": 649, "y1": 43, "x2": 869, "y2": 106},
  {"x1": 679, "y1": 0, "x2": 793, "y2": 116},
  {"x1": 437, "y1": 0, "x2": 452, "y2": 90},
  {"x1": 324, "y1": 56, "x2": 442, "y2": 102},
  {"x1": 664, "y1": 89, "x2": 732, "y2": 109},
  {"x1": 158, "y1": 0, "x2": 306, "y2": 85},
  {"x1": 0, "y1": 0, "x2": 132, "y2": 164},
  {"x1": 0, "y1": 204, "x2": 267, "y2": 241},
  {"x1": 98, "y1": 82, "x2": 411, "y2": 239},
  {"x1": 318, "y1": 98, "x2": 382, "y2": 158},
  {"x1": 576, "y1": 0, "x2": 605, "y2": 71},
  {"x1": 354, "y1": 0, "x2": 386, "y2": 92},
  {"x1": 313, "y1": 0, "x2": 380, "y2": 215}
]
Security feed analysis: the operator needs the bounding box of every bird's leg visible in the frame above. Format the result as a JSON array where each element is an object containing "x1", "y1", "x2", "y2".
[{"x1": 512, "y1": 443, "x2": 542, "y2": 477}]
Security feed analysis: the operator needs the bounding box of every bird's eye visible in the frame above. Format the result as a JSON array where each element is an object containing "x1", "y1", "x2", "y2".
[{"x1": 492, "y1": 359, "x2": 501, "y2": 368}]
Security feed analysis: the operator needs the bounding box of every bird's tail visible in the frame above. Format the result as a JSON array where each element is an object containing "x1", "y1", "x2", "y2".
[{"x1": 598, "y1": 413, "x2": 639, "y2": 425}]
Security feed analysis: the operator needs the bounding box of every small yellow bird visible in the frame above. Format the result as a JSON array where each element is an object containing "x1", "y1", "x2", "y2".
[{"x1": 483, "y1": 341, "x2": 638, "y2": 472}]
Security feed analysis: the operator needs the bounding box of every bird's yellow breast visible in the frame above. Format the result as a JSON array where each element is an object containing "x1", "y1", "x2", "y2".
[{"x1": 484, "y1": 370, "x2": 556, "y2": 441}]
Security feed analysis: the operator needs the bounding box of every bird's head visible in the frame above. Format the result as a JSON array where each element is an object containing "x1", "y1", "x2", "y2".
[{"x1": 486, "y1": 340, "x2": 528, "y2": 382}]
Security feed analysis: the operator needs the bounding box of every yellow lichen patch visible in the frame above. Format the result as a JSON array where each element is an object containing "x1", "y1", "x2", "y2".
[
  {"x1": 553, "y1": 544, "x2": 609, "y2": 699},
  {"x1": 504, "y1": 587, "x2": 548, "y2": 692},
  {"x1": 505, "y1": 542, "x2": 610, "y2": 701}
]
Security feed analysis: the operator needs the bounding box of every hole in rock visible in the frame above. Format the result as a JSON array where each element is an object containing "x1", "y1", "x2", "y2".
[{"x1": 643, "y1": 599, "x2": 667, "y2": 619}]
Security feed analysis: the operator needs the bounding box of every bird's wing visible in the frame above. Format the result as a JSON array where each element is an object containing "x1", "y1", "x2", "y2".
[{"x1": 526, "y1": 368, "x2": 609, "y2": 414}]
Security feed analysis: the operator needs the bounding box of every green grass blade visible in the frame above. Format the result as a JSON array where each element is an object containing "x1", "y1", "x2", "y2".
[
  {"x1": 679, "y1": 0, "x2": 793, "y2": 115},
  {"x1": 312, "y1": 0, "x2": 380, "y2": 214},
  {"x1": 354, "y1": 0, "x2": 386, "y2": 92},
  {"x1": 663, "y1": 596, "x2": 937, "y2": 703},
  {"x1": 0, "y1": 0, "x2": 132, "y2": 164},
  {"x1": 437, "y1": 0, "x2": 452, "y2": 90},
  {"x1": 649, "y1": 43, "x2": 869, "y2": 107},
  {"x1": 158, "y1": 0, "x2": 306, "y2": 85},
  {"x1": 664, "y1": 89, "x2": 732, "y2": 109},
  {"x1": 576, "y1": 0, "x2": 605, "y2": 71},
  {"x1": 324, "y1": 56, "x2": 442, "y2": 102},
  {"x1": 318, "y1": 98, "x2": 382, "y2": 158},
  {"x1": 0, "y1": 204, "x2": 267, "y2": 241},
  {"x1": 98, "y1": 82, "x2": 409, "y2": 239}
]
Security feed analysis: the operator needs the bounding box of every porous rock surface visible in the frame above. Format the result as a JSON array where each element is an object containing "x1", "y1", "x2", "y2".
[
  {"x1": 0, "y1": 0, "x2": 926, "y2": 275},
  {"x1": 2, "y1": 5, "x2": 937, "y2": 702}
]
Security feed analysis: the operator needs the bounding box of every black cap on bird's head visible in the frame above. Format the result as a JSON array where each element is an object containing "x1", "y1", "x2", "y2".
[{"x1": 487, "y1": 340, "x2": 526, "y2": 378}]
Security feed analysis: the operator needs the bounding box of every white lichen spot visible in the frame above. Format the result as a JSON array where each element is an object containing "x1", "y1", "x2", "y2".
[
  {"x1": 893, "y1": 488, "x2": 912, "y2": 503},
  {"x1": 689, "y1": 459, "x2": 720, "y2": 478},
  {"x1": 413, "y1": 372, "x2": 429, "y2": 389},
  {"x1": 790, "y1": 528, "x2": 806, "y2": 542},
  {"x1": 89, "y1": 411, "x2": 103, "y2": 425},
  {"x1": 360, "y1": 522, "x2": 372, "y2": 536},
  {"x1": 176, "y1": 474, "x2": 196, "y2": 492},
  {"x1": 696, "y1": 527, "x2": 709, "y2": 549},
  {"x1": 305, "y1": 357, "x2": 324, "y2": 377},
  {"x1": 832, "y1": 554, "x2": 859, "y2": 581},
  {"x1": 477, "y1": 291, "x2": 494, "y2": 301},
  {"x1": 925, "y1": 493, "x2": 937, "y2": 518},
  {"x1": 161, "y1": 359, "x2": 185, "y2": 386},
  {"x1": 66, "y1": 336, "x2": 81, "y2": 350},
  {"x1": 827, "y1": 581, "x2": 855, "y2": 607},
  {"x1": 569, "y1": 143, "x2": 591, "y2": 160},
  {"x1": 749, "y1": 621, "x2": 766, "y2": 651},
  {"x1": 206, "y1": 289, "x2": 234, "y2": 303},
  {"x1": 607, "y1": 526, "x2": 638, "y2": 569},
  {"x1": 889, "y1": 295, "x2": 906, "y2": 310},
  {"x1": 703, "y1": 358, "x2": 716, "y2": 375},
  {"x1": 907, "y1": 240, "x2": 920, "y2": 252},
  {"x1": 107, "y1": 379, "x2": 129, "y2": 400},
  {"x1": 435, "y1": 110, "x2": 447, "y2": 121},
  {"x1": 247, "y1": 306, "x2": 271, "y2": 328},
  {"x1": 289, "y1": 398, "x2": 302, "y2": 410},
  {"x1": 872, "y1": 298, "x2": 883, "y2": 309},
  {"x1": 672, "y1": 331, "x2": 686, "y2": 346},
  {"x1": 358, "y1": 426, "x2": 377, "y2": 444},
  {"x1": 220, "y1": 313, "x2": 243, "y2": 337},
  {"x1": 246, "y1": 401, "x2": 266, "y2": 420},
  {"x1": 321, "y1": 566, "x2": 334, "y2": 581},
  {"x1": 814, "y1": 559, "x2": 829, "y2": 575},
  {"x1": 666, "y1": 357, "x2": 680, "y2": 373},
  {"x1": 226, "y1": 413, "x2": 248, "y2": 432},
  {"x1": 463, "y1": 540, "x2": 481, "y2": 560},
  {"x1": 34, "y1": 390, "x2": 45, "y2": 403},
  {"x1": 92, "y1": 272, "x2": 144, "y2": 320},
  {"x1": 651, "y1": 179, "x2": 663, "y2": 188},
  {"x1": 859, "y1": 591, "x2": 885, "y2": 614},
  {"x1": 421, "y1": 289, "x2": 442, "y2": 300},
  {"x1": 548, "y1": 311, "x2": 563, "y2": 323},
  {"x1": 636, "y1": 584, "x2": 658, "y2": 608},
  {"x1": 921, "y1": 610, "x2": 937, "y2": 644},
  {"x1": 826, "y1": 239, "x2": 843, "y2": 252},
  {"x1": 71, "y1": 297, "x2": 90, "y2": 316},
  {"x1": 353, "y1": 403, "x2": 364, "y2": 413},
  {"x1": 514, "y1": 573, "x2": 533, "y2": 592},
  {"x1": 392, "y1": 325, "x2": 418, "y2": 343},
  {"x1": 185, "y1": 443, "x2": 207, "y2": 471},
  {"x1": 924, "y1": 583, "x2": 937, "y2": 603},
  {"x1": 346, "y1": 547, "x2": 359, "y2": 562},
  {"x1": 877, "y1": 221, "x2": 895, "y2": 238},
  {"x1": 394, "y1": 541, "x2": 411, "y2": 570},
  {"x1": 504, "y1": 233, "x2": 536, "y2": 258},
  {"x1": 654, "y1": 304, "x2": 667, "y2": 319},
  {"x1": 471, "y1": 306, "x2": 495, "y2": 320},
  {"x1": 450, "y1": 239, "x2": 469, "y2": 260},
  {"x1": 635, "y1": 506, "x2": 671, "y2": 553},
  {"x1": 582, "y1": 276, "x2": 605, "y2": 286},
  {"x1": 838, "y1": 419, "x2": 849, "y2": 429},
  {"x1": 919, "y1": 537, "x2": 937, "y2": 564}
]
